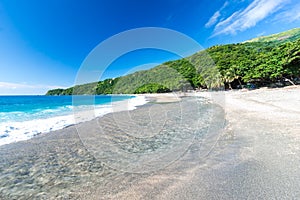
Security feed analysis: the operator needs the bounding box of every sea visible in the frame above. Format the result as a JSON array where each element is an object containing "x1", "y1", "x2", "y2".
[{"x1": 0, "y1": 95, "x2": 147, "y2": 146}]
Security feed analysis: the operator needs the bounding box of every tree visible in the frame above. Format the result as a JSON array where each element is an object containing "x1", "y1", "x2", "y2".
[{"x1": 134, "y1": 83, "x2": 171, "y2": 94}]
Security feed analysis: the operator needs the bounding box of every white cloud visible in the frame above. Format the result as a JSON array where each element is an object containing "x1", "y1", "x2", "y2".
[
  {"x1": 0, "y1": 82, "x2": 64, "y2": 90},
  {"x1": 257, "y1": 31, "x2": 266, "y2": 37},
  {"x1": 205, "y1": 1, "x2": 229, "y2": 28},
  {"x1": 212, "y1": 0, "x2": 289, "y2": 36},
  {"x1": 0, "y1": 82, "x2": 66, "y2": 95},
  {"x1": 205, "y1": 11, "x2": 221, "y2": 28},
  {"x1": 215, "y1": 11, "x2": 241, "y2": 29},
  {"x1": 274, "y1": 2, "x2": 300, "y2": 23}
]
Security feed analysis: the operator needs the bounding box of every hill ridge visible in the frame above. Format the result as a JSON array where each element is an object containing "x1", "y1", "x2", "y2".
[{"x1": 46, "y1": 27, "x2": 300, "y2": 95}]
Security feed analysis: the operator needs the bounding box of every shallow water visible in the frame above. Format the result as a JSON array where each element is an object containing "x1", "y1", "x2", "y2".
[
  {"x1": 0, "y1": 97, "x2": 225, "y2": 199},
  {"x1": 0, "y1": 95, "x2": 146, "y2": 146}
]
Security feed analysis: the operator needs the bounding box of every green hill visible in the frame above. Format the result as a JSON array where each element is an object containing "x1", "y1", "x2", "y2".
[
  {"x1": 46, "y1": 28, "x2": 300, "y2": 95},
  {"x1": 245, "y1": 28, "x2": 300, "y2": 44}
]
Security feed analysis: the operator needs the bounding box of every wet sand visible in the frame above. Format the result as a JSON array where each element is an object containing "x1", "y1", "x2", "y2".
[
  {"x1": 140, "y1": 93, "x2": 182, "y2": 103},
  {"x1": 105, "y1": 87, "x2": 300, "y2": 199},
  {"x1": 0, "y1": 87, "x2": 300, "y2": 199}
]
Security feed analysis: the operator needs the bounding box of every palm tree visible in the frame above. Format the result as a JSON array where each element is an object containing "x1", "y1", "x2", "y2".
[{"x1": 223, "y1": 65, "x2": 243, "y2": 89}]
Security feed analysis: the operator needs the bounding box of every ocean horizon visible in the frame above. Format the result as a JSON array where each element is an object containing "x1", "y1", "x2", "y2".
[{"x1": 0, "y1": 95, "x2": 147, "y2": 146}]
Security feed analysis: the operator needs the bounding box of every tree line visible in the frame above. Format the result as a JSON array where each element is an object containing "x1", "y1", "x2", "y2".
[{"x1": 46, "y1": 30, "x2": 300, "y2": 95}]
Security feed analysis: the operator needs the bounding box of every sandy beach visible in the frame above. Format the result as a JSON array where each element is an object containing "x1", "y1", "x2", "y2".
[{"x1": 0, "y1": 86, "x2": 300, "y2": 199}]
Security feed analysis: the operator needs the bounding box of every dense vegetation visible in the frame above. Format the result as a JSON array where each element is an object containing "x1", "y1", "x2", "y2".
[
  {"x1": 245, "y1": 28, "x2": 300, "y2": 43},
  {"x1": 46, "y1": 28, "x2": 300, "y2": 95},
  {"x1": 134, "y1": 83, "x2": 171, "y2": 94}
]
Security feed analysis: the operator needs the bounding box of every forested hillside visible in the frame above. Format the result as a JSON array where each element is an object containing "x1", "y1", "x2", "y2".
[
  {"x1": 46, "y1": 28, "x2": 300, "y2": 95},
  {"x1": 245, "y1": 28, "x2": 300, "y2": 43}
]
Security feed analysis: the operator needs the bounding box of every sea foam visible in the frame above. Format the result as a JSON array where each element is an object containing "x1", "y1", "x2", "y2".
[{"x1": 0, "y1": 96, "x2": 148, "y2": 146}]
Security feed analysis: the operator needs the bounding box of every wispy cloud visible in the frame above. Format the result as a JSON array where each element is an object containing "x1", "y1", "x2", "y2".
[
  {"x1": 274, "y1": 2, "x2": 300, "y2": 23},
  {"x1": 0, "y1": 82, "x2": 65, "y2": 90},
  {"x1": 212, "y1": 0, "x2": 289, "y2": 36},
  {"x1": 257, "y1": 31, "x2": 266, "y2": 37},
  {"x1": 166, "y1": 13, "x2": 174, "y2": 22},
  {"x1": 0, "y1": 82, "x2": 67, "y2": 95},
  {"x1": 205, "y1": 11, "x2": 221, "y2": 28},
  {"x1": 205, "y1": 1, "x2": 229, "y2": 28}
]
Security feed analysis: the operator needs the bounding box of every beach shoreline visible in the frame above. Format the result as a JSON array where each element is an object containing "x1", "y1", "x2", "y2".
[
  {"x1": 100, "y1": 86, "x2": 300, "y2": 199},
  {"x1": 0, "y1": 86, "x2": 300, "y2": 199},
  {"x1": 0, "y1": 95, "x2": 147, "y2": 147}
]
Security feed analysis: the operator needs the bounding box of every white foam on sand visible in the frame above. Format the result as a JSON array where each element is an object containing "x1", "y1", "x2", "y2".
[{"x1": 0, "y1": 96, "x2": 148, "y2": 146}]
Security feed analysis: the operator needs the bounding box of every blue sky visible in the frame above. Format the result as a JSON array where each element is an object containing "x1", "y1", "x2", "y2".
[{"x1": 0, "y1": 0, "x2": 300, "y2": 94}]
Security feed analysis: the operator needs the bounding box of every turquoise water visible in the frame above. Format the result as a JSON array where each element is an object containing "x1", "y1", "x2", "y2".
[
  {"x1": 0, "y1": 95, "x2": 132, "y2": 121},
  {"x1": 0, "y1": 95, "x2": 146, "y2": 146}
]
